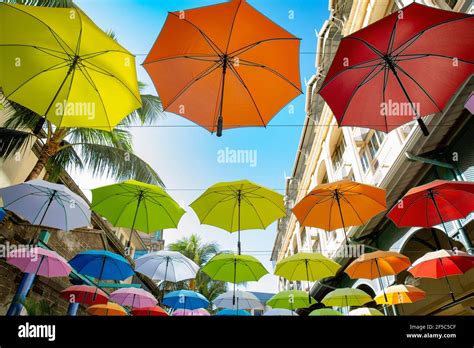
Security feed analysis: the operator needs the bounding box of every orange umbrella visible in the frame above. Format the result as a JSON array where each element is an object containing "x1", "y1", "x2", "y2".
[
  {"x1": 87, "y1": 302, "x2": 127, "y2": 316},
  {"x1": 345, "y1": 250, "x2": 411, "y2": 302},
  {"x1": 143, "y1": 0, "x2": 301, "y2": 136},
  {"x1": 374, "y1": 285, "x2": 426, "y2": 305},
  {"x1": 292, "y1": 180, "x2": 386, "y2": 245}
]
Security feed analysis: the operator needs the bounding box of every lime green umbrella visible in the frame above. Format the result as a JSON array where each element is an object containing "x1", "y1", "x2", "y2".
[
  {"x1": 190, "y1": 180, "x2": 285, "y2": 254},
  {"x1": 266, "y1": 290, "x2": 313, "y2": 314},
  {"x1": 274, "y1": 252, "x2": 341, "y2": 303},
  {"x1": 91, "y1": 180, "x2": 185, "y2": 247},
  {"x1": 309, "y1": 308, "x2": 343, "y2": 316},
  {"x1": 202, "y1": 253, "x2": 268, "y2": 305},
  {"x1": 321, "y1": 288, "x2": 373, "y2": 308}
]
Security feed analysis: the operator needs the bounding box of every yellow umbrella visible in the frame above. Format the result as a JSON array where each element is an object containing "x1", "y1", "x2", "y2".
[
  {"x1": 349, "y1": 307, "x2": 384, "y2": 316},
  {"x1": 87, "y1": 302, "x2": 127, "y2": 316},
  {"x1": 321, "y1": 288, "x2": 372, "y2": 308},
  {"x1": 374, "y1": 285, "x2": 426, "y2": 305},
  {"x1": 0, "y1": 3, "x2": 141, "y2": 131}
]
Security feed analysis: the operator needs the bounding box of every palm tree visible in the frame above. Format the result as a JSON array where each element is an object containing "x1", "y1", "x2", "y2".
[
  {"x1": 167, "y1": 234, "x2": 227, "y2": 302},
  {"x1": 0, "y1": 0, "x2": 165, "y2": 184}
]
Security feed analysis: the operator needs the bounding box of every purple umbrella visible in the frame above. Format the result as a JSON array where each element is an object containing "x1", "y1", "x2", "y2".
[
  {"x1": 172, "y1": 308, "x2": 210, "y2": 316},
  {"x1": 7, "y1": 246, "x2": 71, "y2": 277},
  {"x1": 110, "y1": 288, "x2": 158, "y2": 308}
]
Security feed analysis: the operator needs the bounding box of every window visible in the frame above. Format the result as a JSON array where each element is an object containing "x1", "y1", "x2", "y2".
[
  {"x1": 153, "y1": 230, "x2": 163, "y2": 241},
  {"x1": 300, "y1": 229, "x2": 307, "y2": 250},
  {"x1": 321, "y1": 172, "x2": 328, "y2": 184},
  {"x1": 360, "y1": 131, "x2": 385, "y2": 174},
  {"x1": 367, "y1": 131, "x2": 385, "y2": 157},
  {"x1": 332, "y1": 137, "x2": 346, "y2": 171},
  {"x1": 360, "y1": 149, "x2": 370, "y2": 173}
]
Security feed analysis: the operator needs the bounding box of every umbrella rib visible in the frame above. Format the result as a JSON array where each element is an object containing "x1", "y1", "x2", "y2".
[
  {"x1": 196, "y1": 194, "x2": 236, "y2": 227},
  {"x1": 143, "y1": 197, "x2": 150, "y2": 233},
  {"x1": 143, "y1": 55, "x2": 221, "y2": 64},
  {"x1": 240, "y1": 195, "x2": 266, "y2": 229},
  {"x1": 433, "y1": 194, "x2": 466, "y2": 221},
  {"x1": 0, "y1": 44, "x2": 69, "y2": 61},
  {"x1": 224, "y1": 0, "x2": 243, "y2": 54},
  {"x1": 75, "y1": 6, "x2": 84, "y2": 56},
  {"x1": 55, "y1": 195, "x2": 69, "y2": 231},
  {"x1": 382, "y1": 65, "x2": 389, "y2": 132},
  {"x1": 339, "y1": 194, "x2": 365, "y2": 225},
  {"x1": 238, "y1": 59, "x2": 303, "y2": 93},
  {"x1": 229, "y1": 37, "x2": 301, "y2": 57},
  {"x1": 31, "y1": 193, "x2": 56, "y2": 225},
  {"x1": 55, "y1": 63, "x2": 77, "y2": 127},
  {"x1": 386, "y1": 13, "x2": 399, "y2": 54},
  {"x1": 396, "y1": 53, "x2": 474, "y2": 65},
  {"x1": 145, "y1": 195, "x2": 181, "y2": 228},
  {"x1": 344, "y1": 37, "x2": 384, "y2": 58}
]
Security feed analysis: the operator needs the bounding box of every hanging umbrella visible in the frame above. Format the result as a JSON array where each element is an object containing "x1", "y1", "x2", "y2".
[
  {"x1": 213, "y1": 290, "x2": 263, "y2": 310},
  {"x1": 308, "y1": 308, "x2": 343, "y2": 316},
  {"x1": 349, "y1": 307, "x2": 384, "y2": 316},
  {"x1": 202, "y1": 253, "x2": 268, "y2": 305},
  {"x1": 60, "y1": 285, "x2": 109, "y2": 305},
  {"x1": 69, "y1": 250, "x2": 134, "y2": 281},
  {"x1": 215, "y1": 309, "x2": 251, "y2": 316},
  {"x1": 267, "y1": 290, "x2": 312, "y2": 313},
  {"x1": 8, "y1": 246, "x2": 71, "y2": 277},
  {"x1": 110, "y1": 288, "x2": 157, "y2": 309},
  {"x1": 408, "y1": 249, "x2": 474, "y2": 302},
  {"x1": 173, "y1": 308, "x2": 210, "y2": 316},
  {"x1": 135, "y1": 250, "x2": 199, "y2": 283},
  {"x1": 274, "y1": 252, "x2": 341, "y2": 303},
  {"x1": 0, "y1": 180, "x2": 90, "y2": 234},
  {"x1": 131, "y1": 306, "x2": 168, "y2": 316},
  {"x1": 143, "y1": 0, "x2": 301, "y2": 137},
  {"x1": 190, "y1": 179, "x2": 285, "y2": 254},
  {"x1": 264, "y1": 308, "x2": 298, "y2": 316},
  {"x1": 318, "y1": 3, "x2": 474, "y2": 136},
  {"x1": 91, "y1": 180, "x2": 185, "y2": 247},
  {"x1": 0, "y1": 3, "x2": 141, "y2": 131},
  {"x1": 293, "y1": 180, "x2": 386, "y2": 245},
  {"x1": 87, "y1": 302, "x2": 128, "y2": 316},
  {"x1": 345, "y1": 251, "x2": 411, "y2": 302},
  {"x1": 163, "y1": 290, "x2": 209, "y2": 315},
  {"x1": 374, "y1": 285, "x2": 426, "y2": 305},
  {"x1": 321, "y1": 288, "x2": 373, "y2": 308},
  {"x1": 388, "y1": 180, "x2": 474, "y2": 250}
]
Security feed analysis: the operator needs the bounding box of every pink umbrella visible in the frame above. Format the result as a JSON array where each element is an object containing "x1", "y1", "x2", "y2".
[
  {"x1": 172, "y1": 308, "x2": 210, "y2": 316},
  {"x1": 110, "y1": 287, "x2": 158, "y2": 308},
  {"x1": 7, "y1": 246, "x2": 71, "y2": 277}
]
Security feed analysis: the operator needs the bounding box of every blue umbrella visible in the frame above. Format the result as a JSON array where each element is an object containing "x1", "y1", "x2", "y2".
[
  {"x1": 163, "y1": 290, "x2": 209, "y2": 312},
  {"x1": 69, "y1": 250, "x2": 134, "y2": 281},
  {"x1": 216, "y1": 309, "x2": 251, "y2": 316},
  {"x1": 0, "y1": 208, "x2": 5, "y2": 221}
]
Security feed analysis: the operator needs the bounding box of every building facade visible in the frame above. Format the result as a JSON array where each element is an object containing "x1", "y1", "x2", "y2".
[{"x1": 271, "y1": 0, "x2": 474, "y2": 316}]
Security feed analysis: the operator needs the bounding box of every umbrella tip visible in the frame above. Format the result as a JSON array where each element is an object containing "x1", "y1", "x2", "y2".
[{"x1": 216, "y1": 116, "x2": 223, "y2": 137}]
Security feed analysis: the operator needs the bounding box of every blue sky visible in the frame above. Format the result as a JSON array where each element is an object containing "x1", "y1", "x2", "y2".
[{"x1": 74, "y1": 0, "x2": 329, "y2": 292}]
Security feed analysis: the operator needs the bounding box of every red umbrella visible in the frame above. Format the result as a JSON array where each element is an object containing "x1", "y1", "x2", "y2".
[
  {"x1": 319, "y1": 3, "x2": 474, "y2": 135},
  {"x1": 131, "y1": 306, "x2": 168, "y2": 316},
  {"x1": 409, "y1": 249, "x2": 474, "y2": 301},
  {"x1": 60, "y1": 285, "x2": 109, "y2": 305},
  {"x1": 387, "y1": 180, "x2": 474, "y2": 249}
]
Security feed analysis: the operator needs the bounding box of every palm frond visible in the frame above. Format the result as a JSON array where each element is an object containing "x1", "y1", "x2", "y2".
[
  {"x1": 8, "y1": 0, "x2": 74, "y2": 7},
  {"x1": 3, "y1": 102, "x2": 44, "y2": 133},
  {"x1": 46, "y1": 141, "x2": 84, "y2": 181},
  {"x1": 67, "y1": 127, "x2": 133, "y2": 150},
  {"x1": 75, "y1": 143, "x2": 163, "y2": 185},
  {"x1": 0, "y1": 128, "x2": 37, "y2": 159},
  {"x1": 120, "y1": 94, "x2": 165, "y2": 126}
]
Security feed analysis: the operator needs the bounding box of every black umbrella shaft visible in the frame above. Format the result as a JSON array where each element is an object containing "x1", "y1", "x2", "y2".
[
  {"x1": 375, "y1": 259, "x2": 388, "y2": 302},
  {"x1": 335, "y1": 190, "x2": 349, "y2": 246},
  {"x1": 161, "y1": 258, "x2": 170, "y2": 303},
  {"x1": 43, "y1": 60, "x2": 78, "y2": 117},
  {"x1": 216, "y1": 56, "x2": 228, "y2": 137},
  {"x1": 428, "y1": 190, "x2": 454, "y2": 249},
  {"x1": 34, "y1": 191, "x2": 57, "y2": 244},
  {"x1": 439, "y1": 259, "x2": 456, "y2": 302},
  {"x1": 305, "y1": 259, "x2": 312, "y2": 304},
  {"x1": 233, "y1": 258, "x2": 237, "y2": 305},
  {"x1": 237, "y1": 190, "x2": 242, "y2": 255},
  {"x1": 128, "y1": 192, "x2": 144, "y2": 247}
]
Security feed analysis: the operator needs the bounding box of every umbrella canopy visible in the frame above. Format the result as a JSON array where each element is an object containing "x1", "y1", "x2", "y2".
[
  {"x1": 60, "y1": 285, "x2": 109, "y2": 305},
  {"x1": 91, "y1": 180, "x2": 185, "y2": 246},
  {"x1": 110, "y1": 288, "x2": 157, "y2": 309},
  {"x1": 345, "y1": 251, "x2": 411, "y2": 280},
  {"x1": 0, "y1": 3, "x2": 141, "y2": 131},
  {"x1": 213, "y1": 290, "x2": 263, "y2": 310},
  {"x1": 388, "y1": 180, "x2": 474, "y2": 250},
  {"x1": 318, "y1": 3, "x2": 474, "y2": 135},
  {"x1": 135, "y1": 250, "x2": 199, "y2": 282},
  {"x1": 374, "y1": 285, "x2": 426, "y2": 305},
  {"x1": 264, "y1": 308, "x2": 298, "y2": 316},
  {"x1": 309, "y1": 308, "x2": 343, "y2": 316},
  {"x1": 267, "y1": 290, "x2": 313, "y2": 311},
  {"x1": 0, "y1": 180, "x2": 90, "y2": 231},
  {"x1": 7, "y1": 246, "x2": 71, "y2": 277},
  {"x1": 69, "y1": 250, "x2": 134, "y2": 281},
  {"x1": 321, "y1": 288, "x2": 373, "y2": 308},
  {"x1": 143, "y1": 0, "x2": 301, "y2": 137},
  {"x1": 293, "y1": 180, "x2": 386, "y2": 244},
  {"x1": 349, "y1": 307, "x2": 384, "y2": 316},
  {"x1": 131, "y1": 306, "x2": 168, "y2": 316},
  {"x1": 87, "y1": 302, "x2": 127, "y2": 316},
  {"x1": 173, "y1": 308, "x2": 210, "y2": 316},
  {"x1": 216, "y1": 309, "x2": 251, "y2": 316},
  {"x1": 190, "y1": 179, "x2": 285, "y2": 254},
  {"x1": 163, "y1": 290, "x2": 209, "y2": 310}
]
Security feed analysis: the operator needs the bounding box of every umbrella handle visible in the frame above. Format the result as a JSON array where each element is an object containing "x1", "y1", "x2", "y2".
[{"x1": 416, "y1": 119, "x2": 429, "y2": 136}]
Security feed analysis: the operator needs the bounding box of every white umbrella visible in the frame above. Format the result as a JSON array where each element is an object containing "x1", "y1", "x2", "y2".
[
  {"x1": 135, "y1": 250, "x2": 199, "y2": 283},
  {"x1": 213, "y1": 290, "x2": 263, "y2": 310},
  {"x1": 264, "y1": 308, "x2": 298, "y2": 316},
  {"x1": 0, "y1": 179, "x2": 90, "y2": 231}
]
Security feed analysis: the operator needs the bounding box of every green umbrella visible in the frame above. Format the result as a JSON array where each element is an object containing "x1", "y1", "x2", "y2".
[
  {"x1": 266, "y1": 290, "x2": 313, "y2": 314},
  {"x1": 309, "y1": 308, "x2": 343, "y2": 316},
  {"x1": 321, "y1": 288, "x2": 373, "y2": 308},
  {"x1": 274, "y1": 252, "x2": 341, "y2": 303},
  {"x1": 202, "y1": 253, "x2": 268, "y2": 305},
  {"x1": 91, "y1": 180, "x2": 185, "y2": 247},
  {"x1": 190, "y1": 180, "x2": 285, "y2": 254}
]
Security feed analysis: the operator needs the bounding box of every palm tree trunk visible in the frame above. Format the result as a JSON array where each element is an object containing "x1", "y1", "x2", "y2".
[{"x1": 25, "y1": 149, "x2": 50, "y2": 181}]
